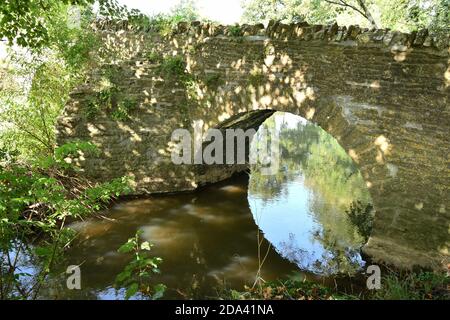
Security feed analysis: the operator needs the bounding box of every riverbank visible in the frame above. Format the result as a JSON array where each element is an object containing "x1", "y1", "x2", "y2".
[{"x1": 221, "y1": 270, "x2": 449, "y2": 300}]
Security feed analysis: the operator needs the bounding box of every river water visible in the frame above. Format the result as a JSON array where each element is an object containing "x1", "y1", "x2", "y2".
[{"x1": 41, "y1": 112, "x2": 372, "y2": 299}]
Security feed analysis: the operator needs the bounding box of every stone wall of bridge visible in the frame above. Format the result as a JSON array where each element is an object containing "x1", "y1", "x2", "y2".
[{"x1": 56, "y1": 21, "x2": 449, "y2": 270}]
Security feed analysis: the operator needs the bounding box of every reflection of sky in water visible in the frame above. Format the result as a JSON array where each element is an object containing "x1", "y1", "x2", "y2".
[
  {"x1": 249, "y1": 175, "x2": 330, "y2": 272},
  {"x1": 248, "y1": 113, "x2": 366, "y2": 275}
]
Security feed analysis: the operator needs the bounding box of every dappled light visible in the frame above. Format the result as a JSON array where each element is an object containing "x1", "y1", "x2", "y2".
[
  {"x1": 55, "y1": 18, "x2": 450, "y2": 272},
  {"x1": 1, "y1": 0, "x2": 449, "y2": 303}
]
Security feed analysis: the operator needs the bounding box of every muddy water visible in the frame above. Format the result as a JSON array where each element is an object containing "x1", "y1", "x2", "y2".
[{"x1": 44, "y1": 113, "x2": 371, "y2": 299}]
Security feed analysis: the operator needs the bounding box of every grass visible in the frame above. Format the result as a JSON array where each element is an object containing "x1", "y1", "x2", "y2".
[
  {"x1": 372, "y1": 270, "x2": 449, "y2": 300},
  {"x1": 223, "y1": 279, "x2": 358, "y2": 300},
  {"x1": 220, "y1": 271, "x2": 449, "y2": 300}
]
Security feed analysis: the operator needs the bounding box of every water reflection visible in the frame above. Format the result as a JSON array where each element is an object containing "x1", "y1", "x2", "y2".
[
  {"x1": 248, "y1": 112, "x2": 372, "y2": 275},
  {"x1": 45, "y1": 175, "x2": 298, "y2": 299},
  {"x1": 35, "y1": 112, "x2": 372, "y2": 299}
]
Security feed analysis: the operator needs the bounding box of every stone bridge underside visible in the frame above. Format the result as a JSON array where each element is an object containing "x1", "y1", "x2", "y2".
[{"x1": 56, "y1": 21, "x2": 449, "y2": 270}]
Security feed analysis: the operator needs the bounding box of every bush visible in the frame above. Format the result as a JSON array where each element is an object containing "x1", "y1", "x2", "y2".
[
  {"x1": 0, "y1": 142, "x2": 133, "y2": 299},
  {"x1": 115, "y1": 230, "x2": 165, "y2": 300}
]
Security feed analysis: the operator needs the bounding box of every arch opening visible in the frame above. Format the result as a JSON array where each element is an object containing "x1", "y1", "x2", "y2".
[
  {"x1": 246, "y1": 111, "x2": 374, "y2": 275},
  {"x1": 198, "y1": 110, "x2": 375, "y2": 275}
]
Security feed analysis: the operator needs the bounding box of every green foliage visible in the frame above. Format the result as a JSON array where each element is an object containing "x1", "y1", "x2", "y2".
[
  {"x1": 86, "y1": 98, "x2": 102, "y2": 120},
  {"x1": 228, "y1": 25, "x2": 244, "y2": 42},
  {"x1": 134, "y1": 0, "x2": 201, "y2": 37},
  {"x1": 84, "y1": 72, "x2": 138, "y2": 121},
  {"x1": 0, "y1": 4, "x2": 102, "y2": 160},
  {"x1": 377, "y1": 0, "x2": 449, "y2": 33},
  {"x1": 229, "y1": 24, "x2": 243, "y2": 37},
  {"x1": 40, "y1": 140, "x2": 99, "y2": 171},
  {"x1": 242, "y1": 0, "x2": 331, "y2": 25},
  {"x1": 0, "y1": 0, "x2": 140, "y2": 301},
  {"x1": 0, "y1": 0, "x2": 147, "y2": 50},
  {"x1": 0, "y1": 142, "x2": 133, "y2": 299},
  {"x1": 171, "y1": 0, "x2": 201, "y2": 22},
  {"x1": 225, "y1": 278, "x2": 354, "y2": 300},
  {"x1": 111, "y1": 98, "x2": 137, "y2": 121},
  {"x1": 373, "y1": 271, "x2": 449, "y2": 300},
  {"x1": 223, "y1": 271, "x2": 449, "y2": 300},
  {"x1": 142, "y1": 14, "x2": 175, "y2": 36},
  {"x1": 0, "y1": 0, "x2": 92, "y2": 49},
  {"x1": 184, "y1": 79, "x2": 200, "y2": 101},
  {"x1": 0, "y1": 54, "x2": 82, "y2": 158},
  {"x1": 158, "y1": 55, "x2": 195, "y2": 88},
  {"x1": 159, "y1": 55, "x2": 187, "y2": 77},
  {"x1": 146, "y1": 51, "x2": 164, "y2": 64},
  {"x1": 346, "y1": 201, "x2": 374, "y2": 242},
  {"x1": 84, "y1": 85, "x2": 117, "y2": 119},
  {"x1": 115, "y1": 230, "x2": 166, "y2": 300},
  {"x1": 48, "y1": 5, "x2": 101, "y2": 73},
  {"x1": 241, "y1": 0, "x2": 449, "y2": 32}
]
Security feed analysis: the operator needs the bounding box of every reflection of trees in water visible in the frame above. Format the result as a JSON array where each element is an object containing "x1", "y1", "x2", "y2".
[
  {"x1": 312, "y1": 229, "x2": 364, "y2": 274},
  {"x1": 250, "y1": 113, "x2": 372, "y2": 274},
  {"x1": 277, "y1": 232, "x2": 362, "y2": 275},
  {"x1": 278, "y1": 233, "x2": 312, "y2": 269}
]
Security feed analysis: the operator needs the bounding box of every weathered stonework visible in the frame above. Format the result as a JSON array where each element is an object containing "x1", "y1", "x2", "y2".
[{"x1": 56, "y1": 21, "x2": 450, "y2": 271}]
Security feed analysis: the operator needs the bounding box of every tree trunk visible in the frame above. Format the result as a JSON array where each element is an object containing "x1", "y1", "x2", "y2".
[{"x1": 356, "y1": 0, "x2": 378, "y2": 28}]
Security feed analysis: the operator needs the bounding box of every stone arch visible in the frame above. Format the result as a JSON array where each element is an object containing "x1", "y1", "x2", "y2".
[
  {"x1": 193, "y1": 101, "x2": 399, "y2": 270},
  {"x1": 56, "y1": 21, "x2": 449, "y2": 270}
]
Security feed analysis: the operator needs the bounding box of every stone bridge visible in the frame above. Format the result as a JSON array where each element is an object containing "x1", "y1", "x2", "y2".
[{"x1": 56, "y1": 21, "x2": 449, "y2": 270}]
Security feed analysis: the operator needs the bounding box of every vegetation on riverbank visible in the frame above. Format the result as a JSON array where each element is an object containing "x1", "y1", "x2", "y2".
[
  {"x1": 222, "y1": 270, "x2": 449, "y2": 300},
  {"x1": 0, "y1": 141, "x2": 133, "y2": 299}
]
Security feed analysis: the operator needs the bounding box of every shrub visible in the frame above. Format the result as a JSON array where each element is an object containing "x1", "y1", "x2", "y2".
[
  {"x1": 115, "y1": 230, "x2": 166, "y2": 300},
  {"x1": 0, "y1": 141, "x2": 133, "y2": 299}
]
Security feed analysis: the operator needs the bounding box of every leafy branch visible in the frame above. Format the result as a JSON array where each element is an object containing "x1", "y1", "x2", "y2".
[{"x1": 324, "y1": 0, "x2": 378, "y2": 28}]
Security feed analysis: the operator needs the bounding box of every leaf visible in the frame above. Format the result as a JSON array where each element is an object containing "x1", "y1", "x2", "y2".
[
  {"x1": 34, "y1": 246, "x2": 52, "y2": 258},
  {"x1": 125, "y1": 282, "x2": 139, "y2": 300},
  {"x1": 118, "y1": 239, "x2": 135, "y2": 253},
  {"x1": 144, "y1": 258, "x2": 162, "y2": 269},
  {"x1": 152, "y1": 268, "x2": 161, "y2": 274},
  {"x1": 230, "y1": 289, "x2": 242, "y2": 300},
  {"x1": 115, "y1": 270, "x2": 132, "y2": 284},
  {"x1": 140, "y1": 241, "x2": 152, "y2": 251},
  {"x1": 152, "y1": 284, "x2": 166, "y2": 300}
]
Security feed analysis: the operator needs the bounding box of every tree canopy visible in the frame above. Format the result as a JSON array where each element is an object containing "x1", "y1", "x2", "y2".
[{"x1": 241, "y1": 0, "x2": 449, "y2": 32}]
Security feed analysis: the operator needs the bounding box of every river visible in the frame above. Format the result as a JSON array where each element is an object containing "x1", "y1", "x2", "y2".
[{"x1": 37, "y1": 112, "x2": 372, "y2": 299}]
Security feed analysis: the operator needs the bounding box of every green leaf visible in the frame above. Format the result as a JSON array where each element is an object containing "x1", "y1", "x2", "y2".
[
  {"x1": 152, "y1": 284, "x2": 166, "y2": 300},
  {"x1": 115, "y1": 270, "x2": 132, "y2": 284},
  {"x1": 118, "y1": 239, "x2": 135, "y2": 253},
  {"x1": 125, "y1": 282, "x2": 139, "y2": 300},
  {"x1": 230, "y1": 289, "x2": 242, "y2": 300}
]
